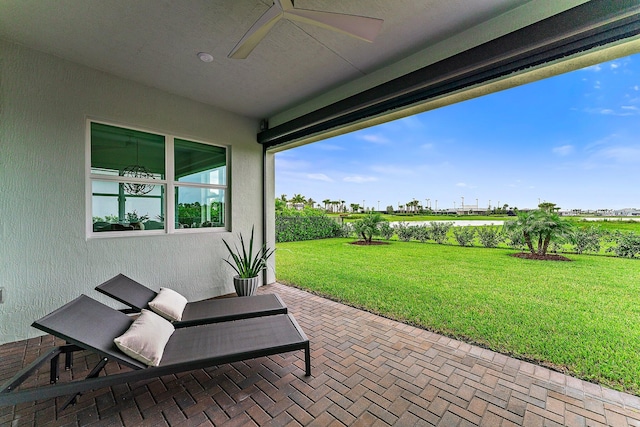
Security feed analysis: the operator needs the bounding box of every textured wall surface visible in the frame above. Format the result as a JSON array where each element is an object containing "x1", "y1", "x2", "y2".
[{"x1": 0, "y1": 40, "x2": 265, "y2": 344}]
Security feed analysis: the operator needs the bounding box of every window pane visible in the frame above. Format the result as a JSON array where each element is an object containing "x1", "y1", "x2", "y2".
[
  {"x1": 175, "y1": 186, "x2": 225, "y2": 229},
  {"x1": 175, "y1": 139, "x2": 226, "y2": 185},
  {"x1": 92, "y1": 180, "x2": 165, "y2": 232},
  {"x1": 91, "y1": 122, "x2": 165, "y2": 180}
]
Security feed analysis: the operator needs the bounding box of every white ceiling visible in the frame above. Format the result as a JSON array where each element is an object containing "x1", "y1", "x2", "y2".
[{"x1": 1, "y1": 0, "x2": 581, "y2": 120}]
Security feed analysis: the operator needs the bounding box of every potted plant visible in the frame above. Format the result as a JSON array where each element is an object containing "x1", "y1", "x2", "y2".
[
  {"x1": 126, "y1": 210, "x2": 149, "y2": 230},
  {"x1": 222, "y1": 226, "x2": 275, "y2": 296}
]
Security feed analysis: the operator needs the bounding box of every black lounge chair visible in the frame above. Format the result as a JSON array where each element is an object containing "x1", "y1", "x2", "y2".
[
  {"x1": 0, "y1": 294, "x2": 310, "y2": 407},
  {"x1": 96, "y1": 273, "x2": 287, "y2": 327}
]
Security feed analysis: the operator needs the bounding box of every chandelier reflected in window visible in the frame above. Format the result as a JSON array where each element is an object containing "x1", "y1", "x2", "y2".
[{"x1": 122, "y1": 138, "x2": 156, "y2": 195}]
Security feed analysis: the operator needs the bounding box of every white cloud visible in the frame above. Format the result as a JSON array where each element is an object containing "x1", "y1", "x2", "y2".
[
  {"x1": 584, "y1": 107, "x2": 638, "y2": 116},
  {"x1": 456, "y1": 182, "x2": 467, "y2": 187},
  {"x1": 343, "y1": 175, "x2": 377, "y2": 183},
  {"x1": 421, "y1": 143, "x2": 434, "y2": 149},
  {"x1": 595, "y1": 146, "x2": 640, "y2": 163},
  {"x1": 552, "y1": 145, "x2": 574, "y2": 156},
  {"x1": 306, "y1": 173, "x2": 333, "y2": 182},
  {"x1": 610, "y1": 62, "x2": 620, "y2": 70},
  {"x1": 583, "y1": 64, "x2": 602, "y2": 72},
  {"x1": 357, "y1": 134, "x2": 390, "y2": 144},
  {"x1": 634, "y1": 85, "x2": 640, "y2": 91},
  {"x1": 594, "y1": 80, "x2": 601, "y2": 89}
]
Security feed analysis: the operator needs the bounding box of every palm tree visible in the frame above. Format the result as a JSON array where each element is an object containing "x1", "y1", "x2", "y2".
[
  {"x1": 353, "y1": 212, "x2": 386, "y2": 243},
  {"x1": 322, "y1": 199, "x2": 331, "y2": 211},
  {"x1": 290, "y1": 194, "x2": 306, "y2": 210},
  {"x1": 504, "y1": 209, "x2": 574, "y2": 256},
  {"x1": 350, "y1": 203, "x2": 360, "y2": 213},
  {"x1": 534, "y1": 210, "x2": 573, "y2": 255},
  {"x1": 290, "y1": 194, "x2": 306, "y2": 204},
  {"x1": 280, "y1": 194, "x2": 288, "y2": 202},
  {"x1": 306, "y1": 198, "x2": 316, "y2": 208},
  {"x1": 504, "y1": 211, "x2": 537, "y2": 253}
]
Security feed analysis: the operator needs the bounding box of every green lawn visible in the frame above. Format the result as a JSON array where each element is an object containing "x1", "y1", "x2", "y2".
[
  {"x1": 276, "y1": 238, "x2": 640, "y2": 395},
  {"x1": 335, "y1": 213, "x2": 512, "y2": 222}
]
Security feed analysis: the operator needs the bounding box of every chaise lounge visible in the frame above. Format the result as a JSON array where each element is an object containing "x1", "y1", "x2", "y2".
[
  {"x1": 96, "y1": 273, "x2": 288, "y2": 327},
  {"x1": 0, "y1": 294, "x2": 310, "y2": 407}
]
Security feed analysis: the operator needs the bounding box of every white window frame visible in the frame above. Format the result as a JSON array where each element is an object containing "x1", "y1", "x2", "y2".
[{"x1": 86, "y1": 119, "x2": 229, "y2": 238}]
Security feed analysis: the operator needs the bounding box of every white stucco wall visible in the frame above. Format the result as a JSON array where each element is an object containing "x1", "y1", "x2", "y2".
[{"x1": 0, "y1": 40, "x2": 266, "y2": 344}]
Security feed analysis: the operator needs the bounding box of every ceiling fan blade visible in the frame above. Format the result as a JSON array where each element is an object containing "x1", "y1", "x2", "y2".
[
  {"x1": 285, "y1": 9, "x2": 383, "y2": 42},
  {"x1": 229, "y1": 3, "x2": 283, "y2": 59}
]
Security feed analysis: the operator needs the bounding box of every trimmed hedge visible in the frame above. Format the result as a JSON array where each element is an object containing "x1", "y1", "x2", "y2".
[{"x1": 276, "y1": 215, "x2": 343, "y2": 242}]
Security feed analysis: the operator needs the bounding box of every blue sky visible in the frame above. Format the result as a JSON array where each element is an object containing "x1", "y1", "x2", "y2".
[{"x1": 275, "y1": 53, "x2": 640, "y2": 212}]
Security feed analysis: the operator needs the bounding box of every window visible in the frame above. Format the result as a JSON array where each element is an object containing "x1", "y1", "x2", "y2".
[{"x1": 89, "y1": 122, "x2": 227, "y2": 235}]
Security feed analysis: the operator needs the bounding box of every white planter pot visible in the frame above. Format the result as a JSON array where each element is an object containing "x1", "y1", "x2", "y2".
[{"x1": 233, "y1": 275, "x2": 260, "y2": 297}]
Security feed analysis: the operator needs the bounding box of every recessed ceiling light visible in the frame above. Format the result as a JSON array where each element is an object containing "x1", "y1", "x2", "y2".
[{"x1": 197, "y1": 52, "x2": 214, "y2": 63}]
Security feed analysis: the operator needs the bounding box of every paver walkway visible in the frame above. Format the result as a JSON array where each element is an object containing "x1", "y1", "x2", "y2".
[{"x1": 2, "y1": 283, "x2": 640, "y2": 426}]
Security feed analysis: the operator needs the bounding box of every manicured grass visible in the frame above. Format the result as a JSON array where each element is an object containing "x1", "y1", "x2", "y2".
[
  {"x1": 572, "y1": 219, "x2": 640, "y2": 233},
  {"x1": 276, "y1": 238, "x2": 640, "y2": 394},
  {"x1": 334, "y1": 213, "x2": 512, "y2": 222}
]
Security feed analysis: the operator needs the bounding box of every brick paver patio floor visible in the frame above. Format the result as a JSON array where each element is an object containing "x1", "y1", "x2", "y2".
[{"x1": 2, "y1": 283, "x2": 640, "y2": 426}]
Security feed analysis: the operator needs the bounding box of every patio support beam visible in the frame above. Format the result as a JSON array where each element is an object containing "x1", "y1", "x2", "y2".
[{"x1": 258, "y1": 0, "x2": 640, "y2": 149}]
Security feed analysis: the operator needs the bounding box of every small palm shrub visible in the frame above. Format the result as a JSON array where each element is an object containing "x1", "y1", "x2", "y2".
[
  {"x1": 353, "y1": 212, "x2": 386, "y2": 243},
  {"x1": 453, "y1": 226, "x2": 476, "y2": 247}
]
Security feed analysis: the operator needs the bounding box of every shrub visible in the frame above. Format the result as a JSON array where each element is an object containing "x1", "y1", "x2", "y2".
[
  {"x1": 477, "y1": 226, "x2": 503, "y2": 248},
  {"x1": 606, "y1": 231, "x2": 640, "y2": 258},
  {"x1": 503, "y1": 209, "x2": 574, "y2": 256},
  {"x1": 379, "y1": 221, "x2": 395, "y2": 240},
  {"x1": 336, "y1": 222, "x2": 354, "y2": 238},
  {"x1": 453, "y1": 226, "x2": 476, "y2": 247},
  {"x1": 413, "y1": 225, "x2": 431, "y2": 243},
  {"x1": 549, "y1": 240, "x2": 565, "y2": 253},
  {"x1": 430, "y1": 221, "x2": 453, "y2": 244},
  {"x1": 569, "y1": 226, "x2": 603, "y2": 254},
  {"x1": 504, "y1": 227, "x2": 526, "y2": 250},
  {"x1": 353, "y1": 212, "x2": 386, "y2": 243},
  {"x1": 276, "y1": 210, "x2": 343, "y2": 242},
  {"x1": 394, "y1": 222, "x2": 414, "y2": 242}
]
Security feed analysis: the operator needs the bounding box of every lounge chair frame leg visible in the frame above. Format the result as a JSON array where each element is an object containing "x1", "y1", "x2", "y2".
[
  {"x1": 60, "y1": 357, "x2": 108, "y2": 410},
  {"x1": 50, "y1": 354, "x2": 60, "y2": 384},
  {"x1": 305, "y1": 343, "x2": 311, "y2": 376}
]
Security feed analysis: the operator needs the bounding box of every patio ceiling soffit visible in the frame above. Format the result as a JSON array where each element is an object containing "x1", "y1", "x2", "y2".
[{"x1": 258, "y1": 0, "x2": 640, "y2": 150}]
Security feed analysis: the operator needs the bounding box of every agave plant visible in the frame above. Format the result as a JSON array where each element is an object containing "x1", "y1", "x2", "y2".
[{"x1": 222, "y1": 226, "x2": 275, "y2": 278}]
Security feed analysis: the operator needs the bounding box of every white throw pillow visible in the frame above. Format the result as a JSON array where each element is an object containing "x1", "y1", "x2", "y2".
[
  {"x1": 114, "y1": 309, "x2": 174, "y2": 366},
  {"x1": 148, "y1": 287, "x2": 188, "y2": 321}
]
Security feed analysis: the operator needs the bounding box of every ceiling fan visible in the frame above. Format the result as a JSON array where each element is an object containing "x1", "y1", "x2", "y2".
[{"x1": 229, "y1": 0, "x2": 384, "y2": 59}]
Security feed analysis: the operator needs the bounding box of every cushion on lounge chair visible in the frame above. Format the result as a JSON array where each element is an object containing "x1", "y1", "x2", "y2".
[
  {"x1": 148, "y1": 287, "x2": 188, "y2": 321},
  {"x1": 114, "y1": 309, "x2": 175, "y2": 366},
  {"x1": 96, "y1": 274, "x2": 288, "y2": 326}
]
